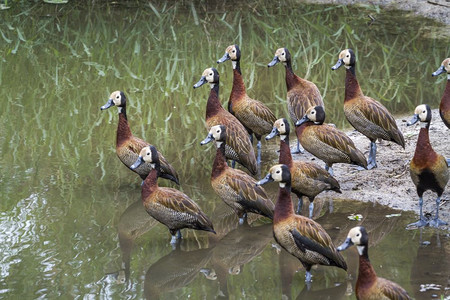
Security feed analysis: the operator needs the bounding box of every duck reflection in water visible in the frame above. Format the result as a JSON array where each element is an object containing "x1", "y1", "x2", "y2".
[
  {"x1": 144, "y1": 242, "x2": 214, "y2": 300},
  {"x1": 200, "y1": 222, "x2": 273, "y2": 298},
  {"x1": 108, "y1": 200, "x2": 157, "y2": 284}
]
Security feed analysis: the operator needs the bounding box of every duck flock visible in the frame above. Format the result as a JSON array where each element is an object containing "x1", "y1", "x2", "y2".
[{"x1": 101, "y1": 46, "x2": 450, "y2": 300}]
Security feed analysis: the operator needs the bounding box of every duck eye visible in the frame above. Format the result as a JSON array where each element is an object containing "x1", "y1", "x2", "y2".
[
  {"x1": 209, "y1": 73, "x2": 213, "y2": 76},
  {"x1": 276, "y1": 170, "x2": 280, "y2": 174},
  {"x1": 356, "y1": 233, "x2": 360, "y2": 237},
  {"x1": 281, "y1": 123, "x2": 284, "y2": 126},
  {"x1": 423, "y1": 110, "x2": 426, "y2": 113},
  {"x1": 232, "y1": 50, "x2": 235, "y2": 53},
  {"x1": 147, "y1": 152, "x2": 150, "y2": 156},
  {"x1": 311, "y1": 111, "x2": 315, "y2": 114},
  {"x1": 282, "y1": 52, "x2": 285, "y2": 56}
]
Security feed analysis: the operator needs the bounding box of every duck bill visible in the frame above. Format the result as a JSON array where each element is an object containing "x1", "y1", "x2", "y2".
[
  {"x1": 256, "y1": 174, "x2": 274, "y2": 186},
  {"x1": 193, "y1": 76, "x2": 207, "y2": 89},
  {"x1": 295, "y1": 115, "x2": 309, "y2": 127},
  {"x1": 267, "y1": 56, "x2": 280, "y2": 67},
  {"x1": 101, "y1": 98, "x2": 115, "y2": 110},
  {"x1": 217, "y1": 53, "x2": 230, "y2": 64},
  {"x1": 337, "y1": 237, "x2": 353, "y2": 251},
  {"x1": 331, "y1": 58, "x2": 343, "y2": 70},
  {"x1": 265, "y1": 127, "x2": 279, "y2": 140},
  {"x1": 432, "y1": 65, "x2": 445, "y2": 77},
  {"x1": 200, "y1": 133, "x2": 214, "y2": 145},
  {"x1": 407, "y1": 114, "x2": 420, "y2": 126},
  {"x1": 130, "y1": 156, "x2": 144, "y2": 170}
]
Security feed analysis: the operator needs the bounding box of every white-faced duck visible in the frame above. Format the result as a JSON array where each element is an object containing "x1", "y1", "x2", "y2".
[
  {"x1": 332, "y1": 49, "x2": 405, "y2": 169},
  {"x1": 266, "y1": 118, "x2": 341, "y2": 218},
  {"x1": 268, "y1": 47, "x2": 324, "y2": 154},
  {"x1": 295, "y1": 106, "x2": 367, "y2": 175},
  {"x1": 194, "y1": 68, "x2": 258, "y2": 175},
  {"x1": 217, "y1": 44, "x2": 277, "y2": 164},
  {"x1": 407, "y1": 104, "x2": 449, "y2": 228},
  {"x1": 257, "y1": 164, "x2": 347, "y2": 284},
  {"x1": 101, "y1": 91, "x2": 179, "y2": 184},
  {"x1": 337, "y1": 226, "x2": 411, "y2": 300},
  {"x1": 130, "y1": 145, "x2": 215, "y2": 245},
  {"x1": 201, "y1": 125, "x2": 274, "y2": 224}
]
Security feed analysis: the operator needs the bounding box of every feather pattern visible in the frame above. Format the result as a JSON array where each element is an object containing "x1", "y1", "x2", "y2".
[
  {"x1": 439, "y1": 78, "x2": 450, "y2": 129},
  {"x1": 287, "y1": 79, "x2": 324, "y2": 123}
]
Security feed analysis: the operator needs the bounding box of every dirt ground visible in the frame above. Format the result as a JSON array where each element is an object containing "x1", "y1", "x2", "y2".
[
  {"x1": 300, "y1": 0, "x2": 450, "y2": 25},
  {"x1": 292, "y1": 109, "x2": 450, "y2": 230}
]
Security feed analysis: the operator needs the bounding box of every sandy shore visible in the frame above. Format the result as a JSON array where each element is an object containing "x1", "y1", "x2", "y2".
[
  {"x1": 293, "y1": 109, "x2": 450, "y2": 230},
  {"x1": 301, "y1": 0, "x2": 450, "y2": 25}
]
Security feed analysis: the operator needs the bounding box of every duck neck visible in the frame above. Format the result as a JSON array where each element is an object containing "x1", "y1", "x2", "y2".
[
  {"x1": 284, "y1": 60, "x2": 300, "y2": 91},
  {"x1": 345, "y1": 67, "x2": 364, "y2": 102},
  {"x1": 441, "y1": 78, "x2": 450, "y2": 109},
  {"x1": 117, "y1": 107, "x2": 132, "y2": 147},
  {"x1": 142, "y1": 167, "x2": 159, "y2": 201},
  {"x1": 279, "y1": 135, "x2": 293, "y2": 167},
  {"x1": 230, "y1": 66, "x2": 246, "y2": 103},
  {"x1": 413, "y1": 123, "x2": 436, "y2": 164},
  {"x1": 211, "y1": 142, "x2": 228, "y2": 179},
  {"x1": 274, "y1": 183, "x2": 294, "y2": 222},
  {"x1": 357, "y1": 246, "x2": 377, "y2": 289},
  {"x1": 206, "y1": 83, "x2": 223, "y2": 119}
]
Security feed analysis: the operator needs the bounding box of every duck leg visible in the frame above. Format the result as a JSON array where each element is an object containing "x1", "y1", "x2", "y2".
[
  {"x1": 291, "y1": 139, "x2": 305, "y2": 154},
  {"x1": 238, "y1": 212, "x2": 248, "y2": 225},
  {"x1": 296, "y1": 196, "x2": 304, "y2": 214},
  {"x1": 429, "y1": 197, "x2": 448, "y2": 227},
  {"x1": 256, "y1": 139, "x2": 262, "y2": 165},
  {"x1": 325, "y1": 163, "x2": 334, "y2": 176},
  {"x1": 446, "y1": 158, "x2": 450, "y2": 167},
  {"x1": 407, "y1": 197, "x2": 429, "y2": 228},
  {"x1": 308, "y1": 199, "x2": 314, "y2": 219},
  {"x1": 367, "y1": 141, "x2": 377, "y2": 170}
]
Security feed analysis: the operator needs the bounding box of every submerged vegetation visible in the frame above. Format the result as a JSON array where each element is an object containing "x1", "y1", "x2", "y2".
[{"x1": 0, "y1": 1, "x2": 448, "y2": 298}]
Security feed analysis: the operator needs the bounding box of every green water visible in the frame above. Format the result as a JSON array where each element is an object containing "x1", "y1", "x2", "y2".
[{"x1": 0, "y1": 1, "x2": 449, "y2": 299}]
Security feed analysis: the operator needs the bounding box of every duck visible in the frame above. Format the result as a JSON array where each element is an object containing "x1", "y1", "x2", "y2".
[
  {"x1": 432, "y1": 58, "x2": 450, "y2": 129},
  {"x1": 194, "y1": 68, "x2": 258, "y2": 175},
  {"x1": 295, "y1": 106, "x2": 367, "y2": 175},
  {"x1": 337, "y1": 226, "x2": 411, "y2": 300},
  {"x1": 100, "y1": 91, "x2": 180, "y2": 184},
  {"x1": 217, "y1": 44, "x2": 277, "y2": 164},
  {"x1": 130, "y1": 145, "x2": 215, "y2": 244},
  {"x1": 331, "y1": 49, "x2": 405, "y2": 170},
  {"x1": 256, "y1": 164, "x2": 347, "y2": 283},
  {"x1": 266, "y1": 118, "x2": 341, "y2": 218},
  {"x1": 407, "y1": 104, "x2": 449, "y2": 228},
  {"x1": 200, "y1": 125, "x2": 274, "y2": 224},
  {"x1": 268, "y1": 47, "x2": 324, "y2": 154}
]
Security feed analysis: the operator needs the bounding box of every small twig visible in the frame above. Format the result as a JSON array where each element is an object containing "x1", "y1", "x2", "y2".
[{"x1": 427, "y1": 0, "x2": 450, "y2": 8}]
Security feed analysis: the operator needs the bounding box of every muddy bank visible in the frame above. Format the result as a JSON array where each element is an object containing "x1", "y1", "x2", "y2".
[
  {"x1": 301, "y1": 0, "x2": 450, "y2": 25},
  {"x1": 289, "y1": 108, "x2": 450, "y2": 230}
]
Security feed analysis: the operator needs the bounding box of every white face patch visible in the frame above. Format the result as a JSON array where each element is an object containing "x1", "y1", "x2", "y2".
[
  {"x1": 209, "y1": 83, "x2": 216, "y2": 89},
  {"x1": 232, "y1": 61, "x2": 237, "y2": 69},
  {"x1": 280, "y1": 134, "x2": 287, "y2": 141},
  {"x1": 150, "y1": 163, "x2": 156, "y2": 169},
  {"x1": 420, "y1": 122, "x2": 428, "y2": 128},
  {"x1": 215, "y1": 141, "x2": 223, "y2": 148},
  {"x1": 279, "y1": 182, "x2": 286, "y2": 188},
  {"x1": 117, "y1": 107, "x2": 124, "y2": 114},
  {"x1": 448, "y1": 74, "x2": 450, "y2": 80}
]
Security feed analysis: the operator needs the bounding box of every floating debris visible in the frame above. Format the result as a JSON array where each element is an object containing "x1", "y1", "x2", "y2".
[
  {"x1": 347, "y1": 214, "x2": 363, "y2": 221},
  {"x1": 419, "y1": 283, "x2": 442, "y2": 292},
  {"x1": 385, "y1": 213, "x2": 402, "y2": 218}
]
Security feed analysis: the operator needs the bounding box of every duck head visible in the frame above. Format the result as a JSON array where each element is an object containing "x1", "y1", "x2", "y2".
[
  {"x1": 337, "y1": 226, "x2": 368, "y2": 256},
  {"x1": 266, "y1": 118, "x2": 290, "y2": 140},
  {"x1": 130, "y1": 145, "x2": 159, "y2": 170},
  {"x1": 407, "y1": 104, "x2": 431, "y2": 127},
  {"x1": 268, "y1": 48, "x2": 291, "y2": 67},
  {"x1": 193, "y1": 67, "x2": 220, "y2": 89},
  {"x1": 217, "y1": 44, "x2": 241, "y2": 64},
  {"x1": 256, "y1": 164, "x2": 291, "y2": 188},
  {"x1": 101, "y1": 91, "x2": 127, "y2": 111},
  {"x1": 432, "y1": 58, "x2": 450, "y2": 77},
  {"x1": 200, "y1": 125, "x2": 226, "y2": 148},
  {"x1": 331, "y1": 49, "x2": 356, "y2": 70},
  {"x1": 295, "y1": 106, "x2": 326, "y2": 126}
]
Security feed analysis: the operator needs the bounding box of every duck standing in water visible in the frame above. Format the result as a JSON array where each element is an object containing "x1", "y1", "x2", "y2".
[
  {"x1": 201, "y1": 125, "x2": 274, "y2": 224},
  {"x1": 217, "y1": 44, "x2": 277, "y2": 165},
  {"x1": 268, "y1": 47, "x2": 324, "y2": 154},
  {"x1": 407, "y1": 104, "x2": 449, "y2": 228},
  {"x1": 257, "y1": 164, "x2": 347, "y2": 283},
  {"x1": 100, "y1": 91, "x2": 179, "y2": 184},
  {"x1": 337, "y1": 226, "x2": 411, "y2": 300},
  {"x1": 131, "y1": 145, "x2": 215, "y2": 244},
  {"x1": 266, "y1": 118, "x2": 341, "y2": 217},
  {"x1": 332, "y1": 49, "x2": 405, "y2": 169}
]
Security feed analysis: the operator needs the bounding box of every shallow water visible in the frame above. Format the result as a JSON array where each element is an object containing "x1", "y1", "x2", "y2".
[{"x1": 0, "y1": 1, "x2": 449, "y2": 299}]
